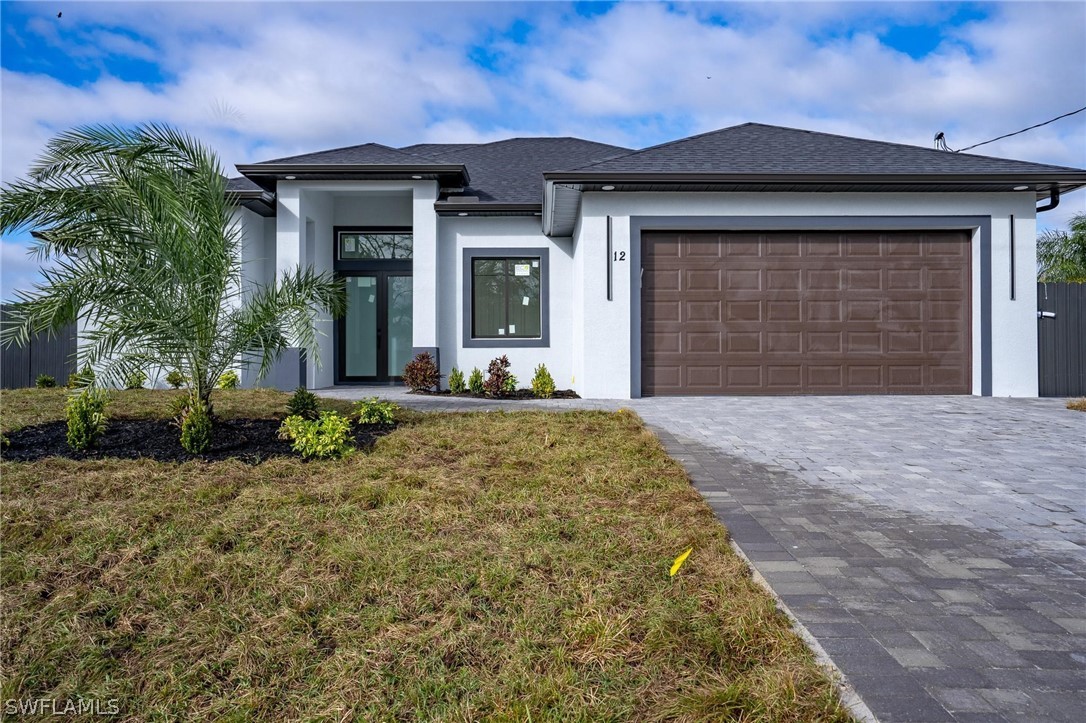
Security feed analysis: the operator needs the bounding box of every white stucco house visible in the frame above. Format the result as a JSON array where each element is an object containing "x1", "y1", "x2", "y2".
[{"x1": 226, "y1": 123, "x2": 1086, "y2": 399}]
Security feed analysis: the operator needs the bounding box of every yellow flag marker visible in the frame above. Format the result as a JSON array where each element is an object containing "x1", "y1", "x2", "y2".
[{"x1": 670, "y1": 547, "x2": 693, "y2": 576}]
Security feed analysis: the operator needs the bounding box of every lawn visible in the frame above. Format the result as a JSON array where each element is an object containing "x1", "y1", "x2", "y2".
[{"x1": 1, "y1": 389, "x2": 849, "y2": 721}]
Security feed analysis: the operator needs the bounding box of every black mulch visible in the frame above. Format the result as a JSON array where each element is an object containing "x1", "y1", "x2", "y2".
[
  {"x1": 1, "y1": 418, "x2": 396, "y2": 465},
  {"x1": 408, "y1": 389, "x2": 581, "y2": 399}
]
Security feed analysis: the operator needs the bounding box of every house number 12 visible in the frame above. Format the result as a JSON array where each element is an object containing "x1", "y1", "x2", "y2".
[{"x1": 613, "y1": 251, "x2": 626, "y2": 261}]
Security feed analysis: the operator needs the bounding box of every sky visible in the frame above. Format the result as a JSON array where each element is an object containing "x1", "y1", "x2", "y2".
[{"x1": 2, "y1": 0, "x2": 1085, "y2": 297}]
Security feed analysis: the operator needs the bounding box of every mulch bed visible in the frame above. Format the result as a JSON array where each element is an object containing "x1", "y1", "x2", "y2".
[
  {"x1": 1, "y1": 418, "x2": 396, "y2": 465},
  {"x1": 409, "y1": 389, "x2": 581, "y2": 399}
]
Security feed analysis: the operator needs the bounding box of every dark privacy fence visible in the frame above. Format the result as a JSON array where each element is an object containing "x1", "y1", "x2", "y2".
[
  {"x1": 0, "y1": 306, "x2": 78, "y2": 389},
  {"x1": 1038, "y1": 283, "x2": 1086, "y2": 397}
]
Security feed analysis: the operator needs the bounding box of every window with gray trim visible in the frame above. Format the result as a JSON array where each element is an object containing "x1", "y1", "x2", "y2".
[{"x1": 463, "y1": 248, "x2": 549, "y2": 348}]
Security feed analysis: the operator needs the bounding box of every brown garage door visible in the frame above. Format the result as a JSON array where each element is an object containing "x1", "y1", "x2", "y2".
[{"x1": 641, "y1": 230, "x2": 971, "y2": 395}]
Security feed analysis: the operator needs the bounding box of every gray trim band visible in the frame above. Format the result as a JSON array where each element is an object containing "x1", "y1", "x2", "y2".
[
  {"x1": 629, "y1": 215, "x2": 992, "y2": 398},
  {"x1": 462, "y1": 247, "x2": 550, "y2": 349}
]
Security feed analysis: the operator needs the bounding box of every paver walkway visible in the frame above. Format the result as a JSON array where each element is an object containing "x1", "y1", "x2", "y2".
[{"x1": 320, "y1": 388, "x2": 1086, "y2": 722}]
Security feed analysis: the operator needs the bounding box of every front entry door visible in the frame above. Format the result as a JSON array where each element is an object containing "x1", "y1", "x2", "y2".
[{"x1": 338, "y1": 272, "x2": 413, "y2": 382}]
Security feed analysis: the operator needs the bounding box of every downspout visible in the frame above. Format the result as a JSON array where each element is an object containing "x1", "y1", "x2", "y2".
[{"x1": 1036, "y1": 185, "x2": 1060, "y2": 213}]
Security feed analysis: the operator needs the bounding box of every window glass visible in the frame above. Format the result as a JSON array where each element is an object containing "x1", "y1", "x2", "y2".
[
  {"x1": 340, "y1": 233, "x2": 413, "y2": 259},
  {"x1": 471, "y1": 257, "x2": 541, "y2": 338}
]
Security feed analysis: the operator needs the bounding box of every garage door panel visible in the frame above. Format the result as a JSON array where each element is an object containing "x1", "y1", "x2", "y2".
[{"x1": 642, "y1": 229, "x2": 971, "y2": 395}]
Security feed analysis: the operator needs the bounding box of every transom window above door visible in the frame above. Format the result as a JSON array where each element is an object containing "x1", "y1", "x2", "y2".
[{"x1": 339, "y1": 231, "x2": 413, "y2": 260}]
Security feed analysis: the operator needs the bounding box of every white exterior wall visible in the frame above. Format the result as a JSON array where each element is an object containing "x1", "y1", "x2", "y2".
[
  {"x1": 575, "y1": 191, "x2": 1040, "y2": 398},
  {"x1": 437, "y1": 216, "x2": 576, "y2": 388}
]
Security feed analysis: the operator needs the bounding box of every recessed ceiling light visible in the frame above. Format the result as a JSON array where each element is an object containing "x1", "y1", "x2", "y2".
[
  {"x1": 458, "y1": 212, "x2": 468, "y2": 217},
  {"x1": 1013, "y1": 185, "x2": 1029, "y2": 191},
  {"x1": 284, "y1": 175, "x2": 296, "y2": 180},
  {"x1": 411, "y1": 175, "x2": 423, "y2": 180},
  {"x1": 601, "y1": 185, "x2": 616, "y2": 191}
]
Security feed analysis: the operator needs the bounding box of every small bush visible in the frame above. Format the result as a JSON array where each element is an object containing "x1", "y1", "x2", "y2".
[
  {"x1": 448, "y1": 367, "x2": 466, "y2": 394},
  {"x1": 165, "y1": 370, "x2": 187, "y2": 389},
  {"x1": 484, "y1": 355, "x2": 513, "y2": 397},
  {"x1": 35, "y1": 374, "x2": 56, "y2": 389},
  {"x1": 531, "y1": 364, "x2": 556, "y2": 398},
  {"x1": 65, "y1": 388, "x2": 109, "y2": 451},
  {"x1": 124, "y1": 370, "x2": 147, "y2": 390},
  {"x1": 217, "y1": 370, "x2": 241, "y2": 389},
  {"x1": 403, "y1": 351, "x2": 440, "y2": 392},
  {"x1": 278, "y1": 411, "x2": 354, "y2": 459},
  {"x1": 468, "y1": 367, "x2": 484, "y2": 394},
  {"x1": 503, "y1": 373, "x2": 518, "y2": 394},
  {"x1": 356, "y1": 397, "x2": 398, "y2": 425},
  {"x1": 180, "y1": 398, "x2": 213, "y2": 454},
  {"x1": 67, "y1": 364, "x2": 95, "y2": 389},
  {"x1": 287, "y1": 387, "x2": 320, "y2": 420}
]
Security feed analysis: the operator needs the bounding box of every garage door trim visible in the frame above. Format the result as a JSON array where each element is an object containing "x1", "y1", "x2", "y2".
[{"x1": 628, "y1": 215, "x2": 992, "y2": 397}]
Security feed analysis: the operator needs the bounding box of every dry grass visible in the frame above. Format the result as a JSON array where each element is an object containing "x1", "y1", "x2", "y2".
[
  {"x1": 1, "y1": 389, "x2": 849, "y2": 721},
  {"x1": 1067, "y1": 398, "x2": 1086, "y2": 412}
]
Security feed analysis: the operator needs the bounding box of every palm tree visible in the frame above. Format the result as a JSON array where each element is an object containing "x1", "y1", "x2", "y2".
[
  {"x1": 1038, "y1": 212, "x2": 1086, "y2": 282},
  {"x1": 0, "y1": 123, "x2": 344, "y2": 420}
]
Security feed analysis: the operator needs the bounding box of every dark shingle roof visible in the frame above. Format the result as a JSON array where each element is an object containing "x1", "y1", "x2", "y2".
[
  {"x1": 400, "y1": 143, "x2": 480, "y2": 158},
  {"x1": 567, "y1": 122, "x2": 1084, "y2": 176},
  {"x1": 226, "y1": 176, "x2": 262, "y2": 192},
  {"x1": 418, "y1": 138, "x2": 631, "y2": 203},
  {"x1": 260, "y1": 142, "x2": 431, "y2": 165}
]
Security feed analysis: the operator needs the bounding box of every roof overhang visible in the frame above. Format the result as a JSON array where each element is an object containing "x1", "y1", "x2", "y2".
[
  {"x1": 235, "y1": 163, "x2": 469, "y2": 192},
  {"x1": 435, "y1": 201, "x2": 542, "y2": 218},
  {"x1": 542, "y1": 172, "x2": 1086, "y2": 236},
  {"x1": 227, "y1": 188, "x2": 277, "y2": 217}
]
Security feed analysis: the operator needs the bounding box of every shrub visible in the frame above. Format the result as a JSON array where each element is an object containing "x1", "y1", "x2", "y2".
[
  {"x1": 65, "y1": 388, "x2": 109, "y2": 451},
  {"x1": 278, "y1": 411, "x2": 354, "y2": 459},
  {"x1": 531, "y1": 364, "x2": 556, "y2": 398},
  {"x1": 448, "y1": 367, "x2": 466, "y2": 394},
  {"x1": 165, "y1": 369, "x2": 187, "y2": 389},
  {"x1": 287, "y1": 387, "x2": 320, "y2": 420},
  {"x1": 484, "y1": 355, "x2": 513, "y2": 397},
  {"x1": 124, "y1": 370, "x2": 147, "y2": 390},
  {"x1": 504, "y1": 374, "x2": 518, "y2": 394},
  {"x1": 356, "y1": 397, "x2": 398, "y2": 425},
  {"x1": 468, "y1": 367, "x2": 484, "y2": 394},
  {"x1": 403, "y1": 351, "x2": 440, "y2": 392},
  {"x1": 67, "y1": 364, "x2": 95, "y2": 389},
  {"x1": 217, "y1": 370, "x2": 241, "y2": 389},
  {"x1": 180, "y1": 398, "x2": 213, "y2": 454},
  {"x1": 35, "y1": 374, "x2": 56, "y2": 388}
]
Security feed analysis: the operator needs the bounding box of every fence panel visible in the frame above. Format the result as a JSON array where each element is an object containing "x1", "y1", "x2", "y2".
[
  {"x1": 0, "y1": 305, "x2": 78, "y2": 389},
  {"x1": 1038, "y1": 282, "x2": 1086, "y2": 397}
]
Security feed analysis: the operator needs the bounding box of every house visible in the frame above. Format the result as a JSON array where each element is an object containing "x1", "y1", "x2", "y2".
[{"x1": 227, "y1": 123, "x2": 1086, "y2": 398}]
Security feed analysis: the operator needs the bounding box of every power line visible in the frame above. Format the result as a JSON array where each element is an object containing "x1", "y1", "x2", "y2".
[{"x1": 934, "y1": 106, "x2": 1086, "y2": 153}]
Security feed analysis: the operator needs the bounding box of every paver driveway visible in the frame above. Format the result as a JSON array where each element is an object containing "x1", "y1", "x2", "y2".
[{"x1": 321, "y1": 389, "x2": 1086, "y2": 722}]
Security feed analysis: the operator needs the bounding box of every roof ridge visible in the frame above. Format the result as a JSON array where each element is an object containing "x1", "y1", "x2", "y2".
[
  {"x1": 261, "y1": 141, "x2": 416, "y2": 164},
  {"x1": 567, "y1": 122, "x2": 756, "y2": 171}
]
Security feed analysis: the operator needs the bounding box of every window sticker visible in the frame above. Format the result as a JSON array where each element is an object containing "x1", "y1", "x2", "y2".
[
  {"x1": 498, "y1": 328, "x2": 506, "y2": 335},
  {"x1": 358, "y1": 277, "x2": 374, "y2": 287},
  {"x1": 368, "y1": 295, "x2": 375, "y2": 303},
  {"x1": 522, "y1": 296, "x2": 530, "y2": 306},
  {"x1": 509, "y1": 324, "x2": 516, "y2": 334},
  {"x1": 531, "y1": 260, "x2": 539, "y2": 267},
  {"x1": 513, "y1": 263, "x2": 531, "y2": 277}
]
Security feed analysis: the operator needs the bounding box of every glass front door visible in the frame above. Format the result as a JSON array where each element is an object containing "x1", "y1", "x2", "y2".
[{"x1": 337, "y1": 272, "x2": 413, "y2": 382}]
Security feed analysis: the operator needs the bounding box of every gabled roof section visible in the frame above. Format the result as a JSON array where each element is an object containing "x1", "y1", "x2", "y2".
[
  {"x1": 261, "y1": 142, "x2": 426, "y2": 165},
  {"x1": 564, "y1": 122, "x2": 1085, "y2": 176},
  {"x1": 427, "y1": 137, "x2": 631, "y2": 207},
  {"x1": 399, "y1": 143, "x2": 481, "y2": 158}
]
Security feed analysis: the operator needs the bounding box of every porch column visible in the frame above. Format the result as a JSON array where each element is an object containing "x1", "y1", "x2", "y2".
[{"x1": 411, "y1": 181, "x2": 440, "y2": 366}]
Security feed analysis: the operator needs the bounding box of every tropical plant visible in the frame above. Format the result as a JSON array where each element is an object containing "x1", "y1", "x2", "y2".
[
  {"x1": 468, "y1": 367, "x2": 484, "y2": 394},
  {"x1": 1038, "y1": 213, "x2": 1086, "y2": 282},
  {"x1": 217, "y1": 370, "x2": 241, "y2": 389},
  {"x1": 179, "y1": 398, "x2": 213, "y2": 454},
  {"x1": 484, "y1": 355, "x2": 513, "y2": 397},
  {"x1": 124, "y1": 369, "x2": 147, "y2": 390},
  {"x1": 278, "y1": 411, "x2": 354, "y2": 459},
  {"x1": 355, "y1": 397, "x2": 397, "y2": 425},
  {"x1": 503, "y1": 373, "x2": 519, "y2": 394},
  {"x1": 531, "y1": 363, "x2": 556, "y2": 398},
  {"x1": 165, "y1": 370, "x2": 187, "y2": 389},
  {"x1": 0, "y1": 124, "x2": 345, "y2": 445},
  {"x1": 35, "y1": 374, "x2": 56, "y2": 388},
  {"x1": 448, "y1": 367, "x2": 466, "y2": 394},
  {"x1": 67, "y1": 364, "x2": 95, "y2": 389},
  {"x1": 403, "y1": 351, "x2": 440, "y2": 392},
  {"x1": 286, "y1": 386, "x2": 320, "y2": 420},
  {"x1": 65, "y1": 388, "x2": 109, "y2": 451}
]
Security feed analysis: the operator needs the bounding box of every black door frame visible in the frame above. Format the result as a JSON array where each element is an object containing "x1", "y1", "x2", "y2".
[{"x1": 333, "y1": 226, "x2": 412, "y2": 385}]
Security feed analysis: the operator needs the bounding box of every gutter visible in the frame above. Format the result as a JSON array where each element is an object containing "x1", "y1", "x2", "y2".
[
  {"x1": 1037, "y1": 185, "x2": 1060, "y2": 213},
  {"x1": 543, "y1": 171, "x2": 1086, "y2": 186},
  {"x1": 434, "y1": 201, "x2": 541, "y2": 216}
]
